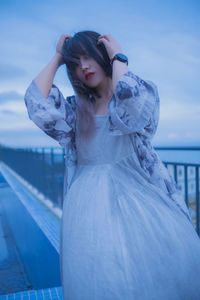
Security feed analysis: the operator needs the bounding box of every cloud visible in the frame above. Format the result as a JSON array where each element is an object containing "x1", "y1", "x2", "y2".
[
  {"x1": 168, "y1": 132, "x2": 177, "y2": 139},
  {"x1": 160, "y1": 103, "x2": 200, "y2": 121},
  {"x1": 0, "y1": 63, "x2": 27, "y2": 80},
  {"x1": 128, "y1": 31, "x2": 200, "y2": 106},
  {"x1": 0, "y1": 109, "x2": 17, "y2": 115},
  {"x1": 0, "y1": 91, "x2": 24, "y2": 103}
]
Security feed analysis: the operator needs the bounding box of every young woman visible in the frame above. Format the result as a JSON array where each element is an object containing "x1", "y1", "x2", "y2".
[{"x1": 24, "y1": 30, "x2": 200, "y2": 300}]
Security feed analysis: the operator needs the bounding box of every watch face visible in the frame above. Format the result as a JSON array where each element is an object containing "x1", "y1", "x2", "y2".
[
  {"x1": 111, "y1": 53, "x2": 128, "y2": 65},
  {"x1": 117, "y1": 53, "x2": 127, "y2": 61}
]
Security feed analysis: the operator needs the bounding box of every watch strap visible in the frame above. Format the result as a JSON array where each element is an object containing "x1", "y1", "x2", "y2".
[{"x1": 110, "y1": 53, "x2": 128, "y2": 66}]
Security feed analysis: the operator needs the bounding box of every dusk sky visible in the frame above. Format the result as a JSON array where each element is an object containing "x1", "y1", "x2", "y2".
[{"x1": 0, "y1": 0, "x2": 199, "y2": 148}]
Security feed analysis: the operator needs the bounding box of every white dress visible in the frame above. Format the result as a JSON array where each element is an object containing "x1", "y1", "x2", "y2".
[{"x1": 24, "y1": 70, "x2": 200, "y2": 300}]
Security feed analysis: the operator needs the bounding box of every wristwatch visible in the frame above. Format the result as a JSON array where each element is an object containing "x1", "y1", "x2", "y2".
[{"x1": 110, "y1": 53, "x2": 128, "y2": 66}]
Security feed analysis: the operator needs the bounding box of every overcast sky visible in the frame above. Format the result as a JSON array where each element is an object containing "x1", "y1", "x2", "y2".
[{"x1": 0, "y1": 0, "x2": 199, "y2": 148}]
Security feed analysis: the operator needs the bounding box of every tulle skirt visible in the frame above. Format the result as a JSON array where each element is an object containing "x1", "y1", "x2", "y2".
[{"x1": 60, "y1": 157, "x2": 200, "y2": 300}]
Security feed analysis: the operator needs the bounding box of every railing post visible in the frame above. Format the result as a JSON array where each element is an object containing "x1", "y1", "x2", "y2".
[
  {"x1": 195, "y1": 167, "x2": 200, "y2": 236},
  {"x1": 174, "y1": 165, "x2": 177, "y2": 184},
  {"x1": 184, "y1": 165, "x2": 188, "y2": 207},
  {"x1": 50, "y1": 147, "x2": 57, "y2": 206},
  {"x1": 41, "y1": 147, "x2": 46, "y2": 194}
]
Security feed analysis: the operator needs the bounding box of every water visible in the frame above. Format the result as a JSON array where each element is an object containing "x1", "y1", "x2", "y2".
[{"x1": 156, "y1": 150, "x2": 200, "y2": 165}]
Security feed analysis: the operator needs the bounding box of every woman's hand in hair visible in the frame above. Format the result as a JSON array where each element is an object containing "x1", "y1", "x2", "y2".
[
  {"x1": 33, "y1": 34, "x2": 71, "y2": 97},
  {"x1": 56, "y1": 34, "x2": 71, "y2": 65},
  {"x1": 97, "y1": 34, "x2": 122, "y2": 60}
]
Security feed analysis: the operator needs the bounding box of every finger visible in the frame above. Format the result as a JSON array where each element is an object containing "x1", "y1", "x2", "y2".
[
  {"x1": 98, "y1": 35, "x2": 108, "y2": 41},
  {"x1": 100, "y1": 34, "x2": 110, "y2": 40},
  {"x1": 63, "y1": 35, "x2": 71, "y2": 44},
  {"x1": 61, "y1": 34, "x2": 68, "y2": 38},
  {"x1": 97, "y1": 37, "x2": 109, "y2": 46},
  {"x1": 99, "y1": 37, "x2": 109, "y2": 43},
  {"x1": 97, "y1": 37, "x2": 105, "y2": 44},
  {"x1": 64, "y1": 35, "x2": 71, "y2": 40},
  {"x1": 62, "y1": 34, "x2": 71, "y2": 40}
]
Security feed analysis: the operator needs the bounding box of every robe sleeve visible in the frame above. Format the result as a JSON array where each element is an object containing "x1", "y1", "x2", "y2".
[
  {"x1": 109, "y1": 70, "x2": 160, "y2": 140},
  {"x1": 24, "y1": 80, "x2": 76, "y2": 147}
]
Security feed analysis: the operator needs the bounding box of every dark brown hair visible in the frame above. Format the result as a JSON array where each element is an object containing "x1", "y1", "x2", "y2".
[{"x1": 61, "y1": 30, "x2": 112, "y2": 140}]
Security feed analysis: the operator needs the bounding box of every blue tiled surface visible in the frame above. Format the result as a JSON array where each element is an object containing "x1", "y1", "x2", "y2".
[
  {"x1": 0, "y1": 162, "x2": 64, "y2": 298},
  {"x1": 0, "y1": 191, "x2": 32, "y2": 293},
  {"x1": 0, "y1": 286, "x2": 63, "y2": 299},
  {"x1": 0, "y1": 162, "x2": 61, "y2": 253}
]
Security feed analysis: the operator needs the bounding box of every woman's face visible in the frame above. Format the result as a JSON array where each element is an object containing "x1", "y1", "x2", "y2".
[{"x1": 74, "y1": 54, "x2": 106, "y2": 88}]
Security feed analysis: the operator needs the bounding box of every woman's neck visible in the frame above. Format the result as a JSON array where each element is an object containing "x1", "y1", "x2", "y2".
[{"x1": 94, "y1": 77, "x2": 113, "y2": 110}]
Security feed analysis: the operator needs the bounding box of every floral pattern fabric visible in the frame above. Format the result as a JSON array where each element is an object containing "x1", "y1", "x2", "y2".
[
  {"x1": 109, "y1": 71, "x2": 193, "y2": 225},
  {"x1": 24, "y1": 80, "x2": 76, "y2": 147}
]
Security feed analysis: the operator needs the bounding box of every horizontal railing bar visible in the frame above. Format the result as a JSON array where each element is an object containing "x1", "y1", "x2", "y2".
[
  {"x1": 1, "y1": 145, "x2": 200, "y2": 151},
  {"x1": 154, "y1": 147, "x2": 200, "y2": 151},
  {"x1": 163, "y1": 161, "x2": 200, "y2": 167}
]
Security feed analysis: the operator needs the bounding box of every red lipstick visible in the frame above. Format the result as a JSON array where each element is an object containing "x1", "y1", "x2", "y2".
[{"x1": 85, "y1": 72, "x2": 94, "y2": 80}]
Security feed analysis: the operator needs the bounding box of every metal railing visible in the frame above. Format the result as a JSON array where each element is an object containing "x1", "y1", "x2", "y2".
[
  {"x1": 0, "y1": 144, "x2": 65, "y2": 209},
  {"x1": 0, "y1": 144, "x2": 200, "y2": 235},
  {"x1": 155, "y1": 146, "x2": 200, "y2": 235}
]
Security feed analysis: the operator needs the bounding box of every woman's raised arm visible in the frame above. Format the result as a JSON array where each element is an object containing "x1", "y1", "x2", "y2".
[
  {"x1": 34, "y1": 34, "x2": 71, "y2": 98},
  {"x1": 24, "y1": 34, "x2": 77, "y2": 148}
]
